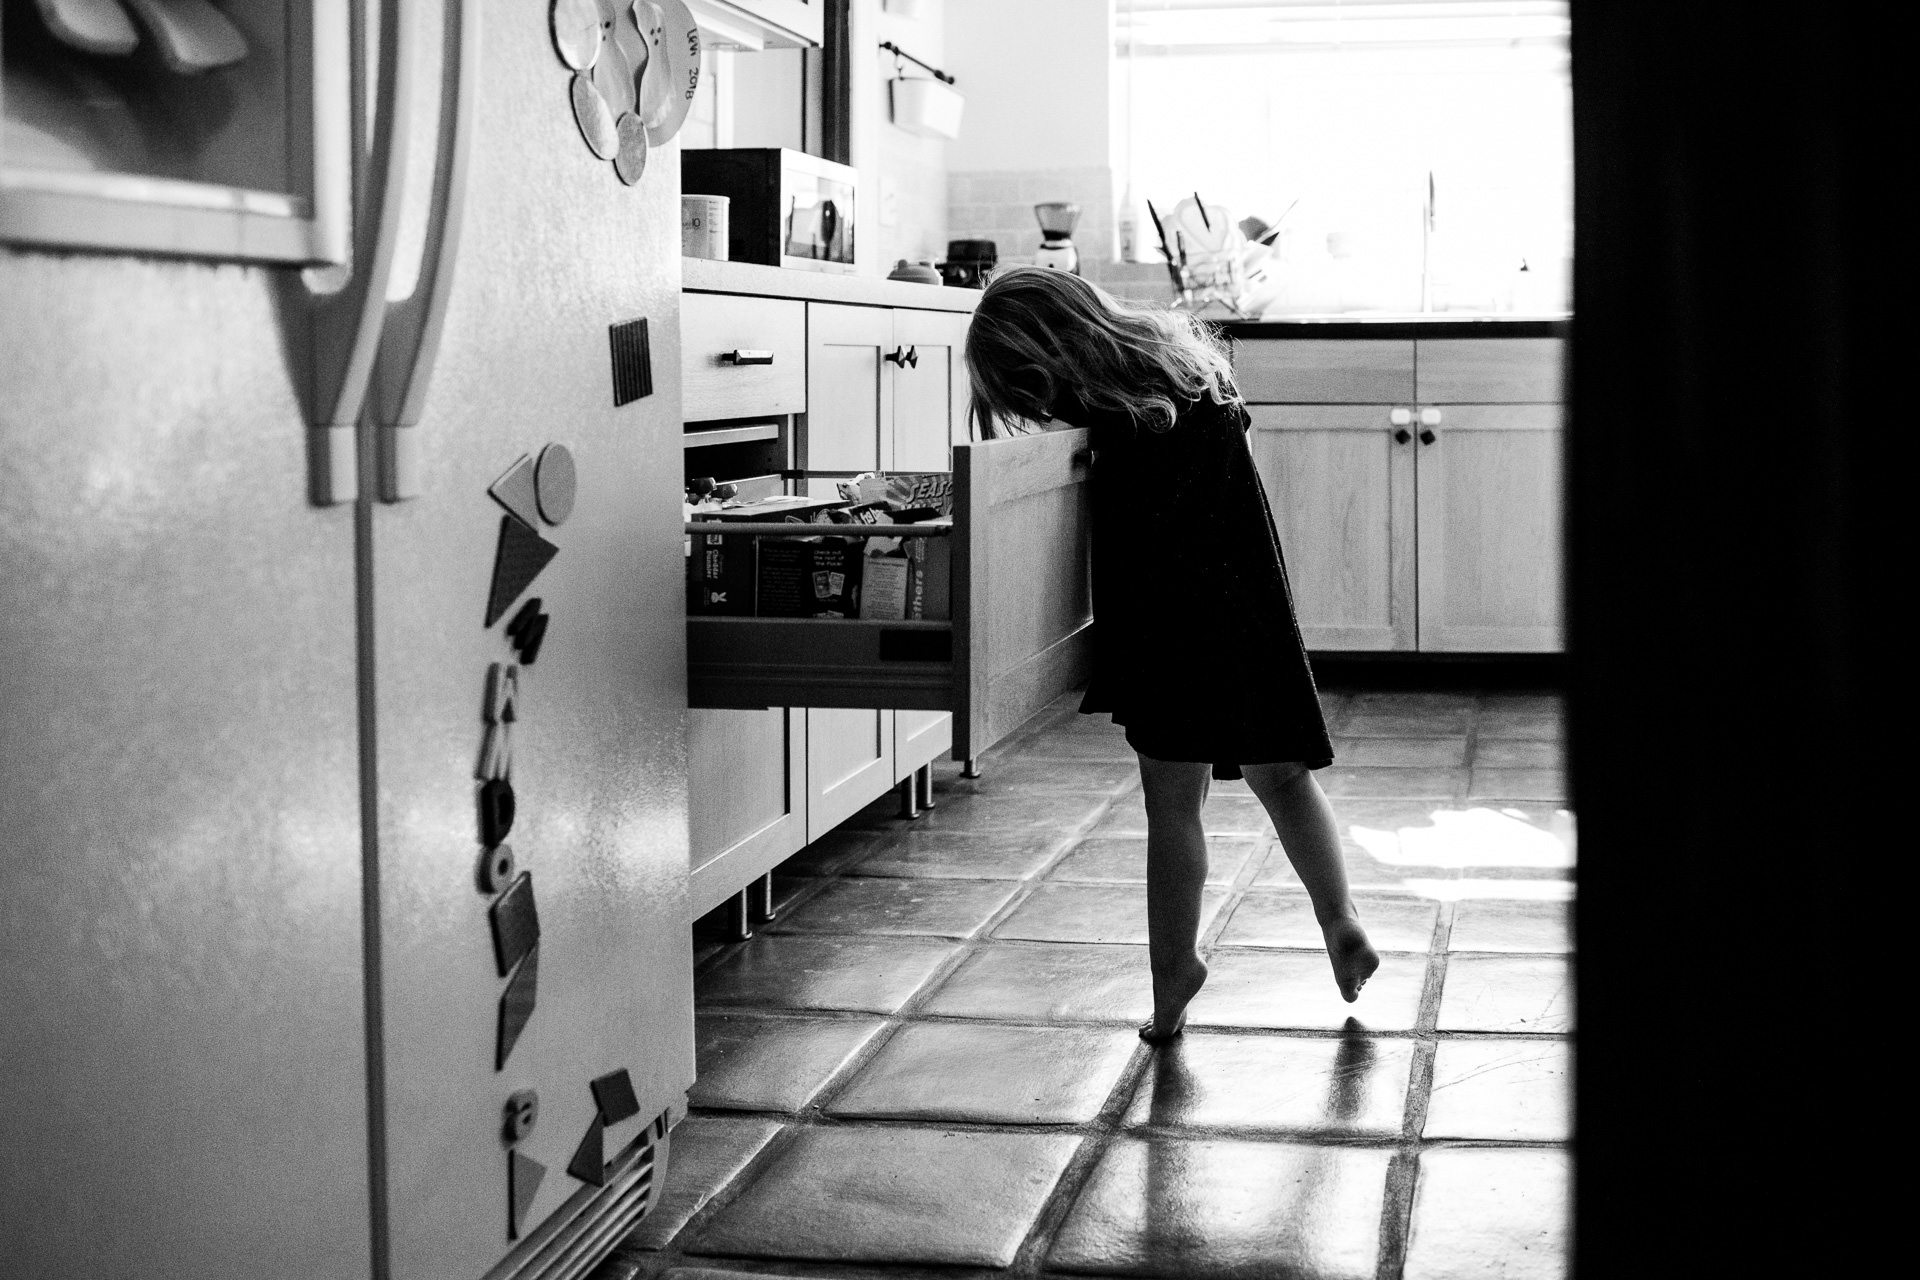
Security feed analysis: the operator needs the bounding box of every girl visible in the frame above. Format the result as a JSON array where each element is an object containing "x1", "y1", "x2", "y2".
[{"x1": 964, "y1": 266, "x2": 1380, "y2": 1042}]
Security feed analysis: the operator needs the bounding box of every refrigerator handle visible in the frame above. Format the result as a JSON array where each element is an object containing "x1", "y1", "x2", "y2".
[
  {"x1": 372, "y1": 1, "x2": 482, "y2": 503},
  {"x1": 301, "y1": 0, "x2": 421, "y2": 507}
]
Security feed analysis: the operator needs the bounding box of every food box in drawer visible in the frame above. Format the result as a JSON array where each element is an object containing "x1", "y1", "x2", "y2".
[
  {"x1": 682, "y1": 291, "x2": 807, "y2": 421},
  {"x1": 686, "y1": 429, "x2": 1095, "y2": 761}
]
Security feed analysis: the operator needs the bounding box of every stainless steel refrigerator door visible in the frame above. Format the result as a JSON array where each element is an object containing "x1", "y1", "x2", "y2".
[
  {"x1": 365, "y1": 6, "x2": 695, "y2": 1276},
  {"x1": 0, "y1": 258, "x2": 373, "y2": 1277}
]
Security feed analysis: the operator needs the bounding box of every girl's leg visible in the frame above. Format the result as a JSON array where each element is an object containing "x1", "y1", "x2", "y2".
[
  {"x1": 1240, "y1": 762, "x2": 1381, "y2": 1002},
  {"x1": 1137, "y1": 754, "x2": 1214, "y2": 1041}
]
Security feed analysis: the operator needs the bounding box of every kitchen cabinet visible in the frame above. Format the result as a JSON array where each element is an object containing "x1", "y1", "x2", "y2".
[
  {"x1": 1236, "y1": 327, "x2": 1565, "y2": 653},
  {"x1": 681, "y1": 276, "x2": 984, "y2": 927}
]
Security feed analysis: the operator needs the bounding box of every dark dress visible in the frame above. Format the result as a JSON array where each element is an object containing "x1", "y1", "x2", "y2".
[{"x1": 1051, "y1": 390, "x2": 1334, "y2": 780}]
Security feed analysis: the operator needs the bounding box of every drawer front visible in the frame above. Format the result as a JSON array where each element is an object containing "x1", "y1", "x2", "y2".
[
  {"x1": 683, "y1": 292, "x2": 807, "y2": 421},
  {"x1": 1416, "y1": 337, "x2": 1565, "y2": 403},
  {"x1": 1235, "y1": 338, "x2": 1415, "y2": 403}
]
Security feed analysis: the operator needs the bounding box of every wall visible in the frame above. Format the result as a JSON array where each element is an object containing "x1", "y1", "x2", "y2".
[
  {"x1": 871, "y1": 0, "x2": 951, "y2": 269},
  {"x1": 944, "y1": 0, "x2": 1127, "y2": 275}
]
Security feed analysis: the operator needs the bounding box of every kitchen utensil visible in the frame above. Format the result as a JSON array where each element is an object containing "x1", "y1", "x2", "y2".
[
  {"x1": 591, "y1": 24, "x2": 637, "y2": 117},
  {"x1": 122, "y1": 0, "x2": 248, "y2": 73},
  {"x1": 570, "y1": 72, "x2": 620, "y2": 160},
  {"x1": 34, "y1": 0, "x2": 138, "y2": 55},
  {"x1": 887, "y1": 259, "x2": 942, "y2": 285},
  {"x1": 638, "y1": 0, "x2": 701, "y2": 146},
  {"x1": 614, "y1": 113, "x2": 649, "y2": 185},
  {"x1": 549, "y1": 0, "x2": 602, "y2": 70}
]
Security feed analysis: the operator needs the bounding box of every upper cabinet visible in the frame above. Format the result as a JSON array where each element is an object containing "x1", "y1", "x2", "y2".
[{"x1": 687, "y1": 0, "x2": 824, "y2": 50}]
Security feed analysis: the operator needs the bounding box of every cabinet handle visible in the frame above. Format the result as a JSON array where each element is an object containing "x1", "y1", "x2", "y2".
[
  {"x1": 905, "y1": 344, "x2": 919, "y2": 368},
  {"x1": 721, "y1": 349, "x2": 774, "y2": 365},
  {"x1": 884, "y1": 345, "x2": 914, "y2": 368}
]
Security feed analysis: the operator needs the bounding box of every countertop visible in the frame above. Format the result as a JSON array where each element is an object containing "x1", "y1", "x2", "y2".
[
  {"x1": 682, "y1": 257, "x2": 979, "y2": 313},
  {"x1": 1226, "y1": 313, "x2": 1571, "y2": 339}
]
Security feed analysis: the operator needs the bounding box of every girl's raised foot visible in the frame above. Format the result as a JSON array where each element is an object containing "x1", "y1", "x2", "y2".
[
  {"x1": 1141, "y1": 957, "x2": 1207, "y2": 1043},
  {"x1": 1322, "y1": 914, "x2": 1380, "y2": 1003}
]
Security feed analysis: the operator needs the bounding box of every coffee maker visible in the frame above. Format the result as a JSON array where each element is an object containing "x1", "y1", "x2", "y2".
[{"x1": 1033, "y1": 202, "x2": 1081, "y2": 273}]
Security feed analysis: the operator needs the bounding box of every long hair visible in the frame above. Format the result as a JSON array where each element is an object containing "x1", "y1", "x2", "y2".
[{"x1": 964, "y1": 266, "x2": 1239, "y2": 438}]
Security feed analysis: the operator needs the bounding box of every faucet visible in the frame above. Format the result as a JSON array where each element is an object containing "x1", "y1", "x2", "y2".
[{"x1": 1420, "y1": 171, "x2": 1435, "y2": 313}]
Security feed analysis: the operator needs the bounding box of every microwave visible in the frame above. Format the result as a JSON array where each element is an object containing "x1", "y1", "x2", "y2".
[{"x1": 683, "y1": 148, "x2": 857, "y2": 273}]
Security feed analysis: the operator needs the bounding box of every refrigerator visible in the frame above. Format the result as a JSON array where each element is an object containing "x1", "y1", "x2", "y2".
[{"x1": 0, "y1": 4, "x2": 696, "y2": 1276}]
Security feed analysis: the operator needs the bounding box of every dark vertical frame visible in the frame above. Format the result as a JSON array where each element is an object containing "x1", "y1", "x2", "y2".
[
  {"x1": 816, "y1": 0, "x2": 851, "y2": 164},
  {"x1": 1570, "y1": 3, "x2": 1889, "y2": 1273}
]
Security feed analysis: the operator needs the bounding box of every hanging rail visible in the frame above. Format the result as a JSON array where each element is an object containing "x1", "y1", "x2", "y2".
[{"x1": 879, "y1": 40, "x2": 955, "y2": 85}]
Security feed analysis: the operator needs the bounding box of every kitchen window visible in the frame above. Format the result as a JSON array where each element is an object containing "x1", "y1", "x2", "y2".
[{"x1": 1114, "y1": 0, "x2": 1571, "y2": 315}]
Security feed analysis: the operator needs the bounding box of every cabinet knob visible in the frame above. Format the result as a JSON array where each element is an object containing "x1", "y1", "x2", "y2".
[
  {"x1": 1395, "y1": 429, "x2": 1413, "y2": 444},
  {"x1": 1419, "y1": 407, "x2": 1442, "y2": 426},
  {"x1": 721, "y1": 349, "x2": 774, "y2": 366},
  {"x1": 1390, "y1": 408, "x2": 1412, "y2": 426},
  {"x1": 1419, "y1": 429, "x2": 1437, "y2": 445},
  {"x1": 885, "y1": 345, "x2": 919, "y2": 368}
]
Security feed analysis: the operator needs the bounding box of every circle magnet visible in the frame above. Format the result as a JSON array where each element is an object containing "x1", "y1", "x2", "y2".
[
  {"x1": 570, "y1": 74, "x2": 620, "y2": 161},
  {"x1": 614, "y1": 113, "x2": 649, "y2": 185},
  {"x1": 479, "y1": 843, "x2": 518, "y2": 895},
  {"x1": 535, "y1": 444, "x2": 577, "y2": 525},
  {"x1": 549, "y1": 0, "x2": 603, "y2": 70}
]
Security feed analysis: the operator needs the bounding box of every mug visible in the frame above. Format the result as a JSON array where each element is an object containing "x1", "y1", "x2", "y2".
[{"x1": 681, "y1": 194, "x2": 729, "y2": 260}]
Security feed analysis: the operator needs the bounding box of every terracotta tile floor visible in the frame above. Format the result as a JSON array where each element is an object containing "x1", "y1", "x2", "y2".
[{"x1": 598, "y1": 683, "x2": 1574, "y2": 1280}]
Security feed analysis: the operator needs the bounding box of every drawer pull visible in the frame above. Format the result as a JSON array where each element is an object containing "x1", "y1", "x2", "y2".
[
  {"x1": 879, "y1": 629, "x2": 953, "y2": 663},
  {"x1": 721, "y1": 349, "x2": 775, "y2": 366}
]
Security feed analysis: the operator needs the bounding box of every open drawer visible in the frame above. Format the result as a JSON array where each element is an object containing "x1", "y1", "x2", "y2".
[{"x1": 687, "y1": 428, "x2": 1094, "y2": 760}]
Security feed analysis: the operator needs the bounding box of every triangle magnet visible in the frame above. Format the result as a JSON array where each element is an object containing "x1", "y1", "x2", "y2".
[
  {"x1": 566, "y1": 1114, "x2": 607, "y2": 1186},
  {"x1": 488, "y1": 454, "x2": 542, "y2": 529},
  {"x1": 495, "y1": 945, "x2": 539, "y2": 1070},
  {"x1": 509, "y1": 1150, "x2": 547, "y2": 1239},
  {"x1": 485, "y1": 516, "x2": 560, "y2": 628}
]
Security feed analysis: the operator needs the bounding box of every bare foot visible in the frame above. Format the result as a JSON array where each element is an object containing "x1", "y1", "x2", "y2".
[
  {"x1": 1322, "y1": 912, "x2": 1380, "y2": 1003},
  {"x1": 1141, "y1": 956, "x2": 1208, "y2": 1043}
]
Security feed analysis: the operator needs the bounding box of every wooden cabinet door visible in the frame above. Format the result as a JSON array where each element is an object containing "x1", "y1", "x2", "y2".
[
  {"x1": 803, "y1": 302, "x2": 895, "y2": 825},
  {"x1": 687, "y1": 706, "x2": 806, "y2": 918},
  {"x1": 890, "y1": 309, "x2": 968, "y2": 774},
  {"x1": 1247, "y1": 405, "x2": 1417, "y2": 651},
  {"x1": 1414, "y1": 404, "x2": 1565, "y2": 651},
  {"x1": 892, "y1": 308, "x2": 973, "y2": 460},
  {"x1": 806, "y1": 303, "x2": 895, "y2": 473}
]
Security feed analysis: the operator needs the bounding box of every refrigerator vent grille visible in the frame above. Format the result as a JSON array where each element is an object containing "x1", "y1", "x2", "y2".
[
  {"x1": 483, "y1": 1112, "x2": 670, "y2": 1280},
  {"x1": 609, "y1": 318, "x2": 654, "y2": 406}
]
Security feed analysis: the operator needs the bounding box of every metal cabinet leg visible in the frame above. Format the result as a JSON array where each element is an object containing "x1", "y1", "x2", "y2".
[
  {"x1": 915, "y1": 762, "x2": 936, "y2": 810},
  {"x1": 898, "y1": 775, "x2": 921, "y2": 820},
  {"x1": 751, "y1": 872, "x2": 778, "y2": 923},
  {"x1": 962, "y1": 757, "x2": 982, "y2": 779},
  {"x1": 725, "y1": 888, "x2": 754, "y2": 942}
]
